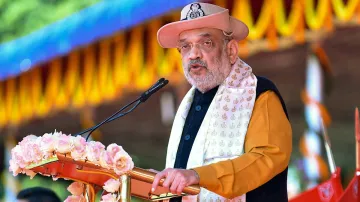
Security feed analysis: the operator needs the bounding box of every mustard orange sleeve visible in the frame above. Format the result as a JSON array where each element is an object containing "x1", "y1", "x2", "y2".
[{"x1": 193, "y1": 91, "x2": 292, "y2": 199}]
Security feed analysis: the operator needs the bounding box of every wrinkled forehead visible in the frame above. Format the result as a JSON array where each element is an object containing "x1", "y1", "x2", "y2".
[{"x1": 178, "y1": 28, "x2": 223, "y2": 42}]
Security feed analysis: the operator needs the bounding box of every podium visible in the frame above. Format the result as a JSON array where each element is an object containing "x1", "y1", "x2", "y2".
[{"x1": 25, "y1": 152, "x2": 200, "y2": 201}]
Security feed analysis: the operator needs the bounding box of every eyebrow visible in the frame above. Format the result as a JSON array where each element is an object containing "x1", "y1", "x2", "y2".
[
  {"x1": 199, "y1": 33, "x2": 211, "y2": 38},
  {"x1": 178, "y1": 33, "x2": 213, "y2": 43}
]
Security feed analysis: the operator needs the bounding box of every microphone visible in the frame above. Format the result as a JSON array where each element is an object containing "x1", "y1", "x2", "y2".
[
  {"x1": 148, "y1": 78, "x2": 165, "y2": 91},
  {"x1": 73, "y1": 78, "x2": 169, "y2": 140},
  {"x1": 140, "y1": 79, "x2": 169, "y2": 102},
  {"x1": 108, "y1": 79, "x2": 169, "y2": 122}
]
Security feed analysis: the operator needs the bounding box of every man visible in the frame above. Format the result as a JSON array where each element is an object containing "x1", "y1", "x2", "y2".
[
  {"x1": 17, "y1": 187, "x2": 61, "y2": 202},
  {"x1": 151, "y1": 2, "x2": 292, "y2": 202}
]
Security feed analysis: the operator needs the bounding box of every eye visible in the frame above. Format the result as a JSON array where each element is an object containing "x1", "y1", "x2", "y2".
[
  {"x1": 203, "y1": 40, "x2": 212, "y2": 47},
  {"x1": 180, "y1": 44, "x2": 190, "y2": 50}
]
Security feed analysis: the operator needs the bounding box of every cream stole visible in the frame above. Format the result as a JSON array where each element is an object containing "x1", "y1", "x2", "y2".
[{"x1": 166, "y1": 58, "x2": 257, "y2": 202}]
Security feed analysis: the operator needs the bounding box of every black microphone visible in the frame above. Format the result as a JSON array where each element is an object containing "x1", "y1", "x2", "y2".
[
  {"x1": 140, "y1": 79, "x2": 169, "y2": 102},
  {"x1": 108, "y1": 79, "x2": 168, "y2": 122},
  {"x1": 148, "y1": 78, "x2": 165, "y2": 91},
  {"x1": 73, "y1": 78, "x2": 169, "y2": 140}
]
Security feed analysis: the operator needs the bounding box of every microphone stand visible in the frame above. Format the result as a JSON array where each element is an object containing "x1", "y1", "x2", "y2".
[
  {"x1": 73, "y1": 78, "x2": 168, "y2": 141},
  {"x1": 85, "y1": 100, "x2": 141, "y2": 141},
  {"x1": 74, "y1": 98, "x2": 140, "y2": 138}
]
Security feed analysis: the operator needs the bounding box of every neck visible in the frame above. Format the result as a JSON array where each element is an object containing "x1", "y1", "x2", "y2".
[{"x1": 197, "y1": 85, "x2": 218, "y2": 94}]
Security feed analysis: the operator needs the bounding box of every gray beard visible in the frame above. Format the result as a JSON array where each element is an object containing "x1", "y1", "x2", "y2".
[
  {"x1": 183, "y1": 43, "x2": 233, "y2": 92},
  {"x1": 184, "y1": 58, "x2": 231, "y2": 93},
  {"x1": 185, "y1": 70, "x2": 225, "y2": 93}
]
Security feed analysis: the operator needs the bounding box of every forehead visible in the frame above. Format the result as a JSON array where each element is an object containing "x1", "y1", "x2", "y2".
[{"x1": 179, "y1": 28, "x2": 223, "y2": 41}]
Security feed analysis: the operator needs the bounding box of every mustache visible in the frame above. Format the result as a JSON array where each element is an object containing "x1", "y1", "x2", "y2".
[{"x1": 188, "y1": 59, "x2": 207, "y2": 69}]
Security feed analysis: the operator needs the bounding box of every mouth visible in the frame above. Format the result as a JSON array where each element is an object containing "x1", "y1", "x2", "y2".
[{"x1": 190, "y1": 64, "x2": 206, "y2": 71}]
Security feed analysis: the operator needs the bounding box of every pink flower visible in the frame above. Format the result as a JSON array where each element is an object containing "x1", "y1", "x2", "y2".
[
  {"x1": 71, "y1": 136, "x2": 87, "y2": 160},
  {"x1": 99, "y1": 144, "x2": 124, "y2": 169},
  {"x1": 103, "y1": 179, "x2": 121, "y2": 193},
  {"x1": 86, "y1": 141, "x2": 105, "y2": 164},
  {"x1": 9, "y1": 159, "x2": 21, "y2": 176},
  {"x1": 55, "y1": 134, "x2": 73, "y2": 154},
  {"x1": 19, "y1": 135, "x2": 37, "y2": 147},
  {"x1": 107, "y1": 144, "x2": 123, "y2": 159},
  {"x1": 67, "y1": 182, "x2": 85, "y2": 196},
  {"x1": 29, "y1": 137, "x2": 43, "y2": 163},
  {"x1": 40, "y1": 133, "x2": 57, "y2": 156},
  {"x1": 11, "y1": 145, "x2": 27, "y2": 168},
  {"x1": 64, "y1": 195, "x2": 86, "y2": 202},
  {"x1": 100, "y1": 193, "x2": 117, "y2": 202},
  {"x1": 113, "y1": 150, "x2": 134, "y2": 175},
  {"x1": 24, "y1": 169, "x2": 36, "y2": 179},
  {"x1": 19, "y1": 135, "x2": 38, "y2": 163},
  {"x1": 99, "y1": 151, "x2": 114, "y2": 169}
]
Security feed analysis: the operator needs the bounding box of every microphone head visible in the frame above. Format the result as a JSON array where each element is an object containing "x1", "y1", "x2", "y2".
[
  {"x1": 140, "y1": 79, "x2": 169, "y2": 102},
  {"x1": 149, "y1": 78, "x2": 166, "y2": 91}
]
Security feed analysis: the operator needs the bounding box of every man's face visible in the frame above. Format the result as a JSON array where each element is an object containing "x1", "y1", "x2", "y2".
[
  {"x1": 17, "y1": 200, "x2": 28, "y2": 202},
  {"x1": 178, "y1": 28, "x2": 232, "y2": 93}
]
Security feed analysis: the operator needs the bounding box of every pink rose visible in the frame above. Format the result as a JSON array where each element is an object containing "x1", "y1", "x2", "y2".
[
  {"x1": 24, "y1": 169, "x2": 36, "y2": 179},
  {"x1": 19, "y1": 135, "x2": 37, "y2": 147},
  {"x1": 71, "y1": 136, "x2": 87, "y2": 160},
  {"x1": 67, "y1": 182, "x2": 85, "y2": 196},
  {"x1": 9, "y1": 159, "x2": 21, "y2": 176},
  {"x1": 113, "y1": 150, "x2": 134, "y2": 175},
  {"x1": 99, "y1": 144, "x2": 124, "y2": 169},
  {"x1": 99, "y1": 151, "x2": 114, "y2": 169},
  {"x1": 11, "y1": 145, "x2": 27, "y2": 168},
  {"x1": 40, "y1": 133, "x2": 57, "y2": 157},
  {"x1": 19, "y1": 135, "x2": 38, "y2": 163},
  {"x1": 86, "y1": 141, "x2": 105, "y2": 164},
  {"x1": 55, "y1": 134, "x2": 73, "y2": 154},
  {"x1": 106, "y1": 144, "x2": 123, "y2": 159},
  {"x1": 64, "y1": 195, "x2": 86, "y2": 202},
  {"x1": 103, "y1": 179, "x2": 121, "y2": 193},
  {"x1": 100, "y1": 193, "x2": 117, "y2": 202},
  {"x1": 29, "y1": 137, "x2": 43, "y2": 163}
]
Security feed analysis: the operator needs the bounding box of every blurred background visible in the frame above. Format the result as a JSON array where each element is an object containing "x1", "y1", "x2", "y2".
[{"x1": 0, "y1": 0, "x2": 359, "y2": 201}]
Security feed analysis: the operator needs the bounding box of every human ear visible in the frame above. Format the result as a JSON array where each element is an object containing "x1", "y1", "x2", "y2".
[{"x1": 226, "y1": 40, "x2": 239, "y2": 64}]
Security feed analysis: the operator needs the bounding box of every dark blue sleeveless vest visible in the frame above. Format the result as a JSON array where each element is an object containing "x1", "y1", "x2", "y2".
[{"x1": 245, "y1": 76, "x2": 289, "y2": 202}]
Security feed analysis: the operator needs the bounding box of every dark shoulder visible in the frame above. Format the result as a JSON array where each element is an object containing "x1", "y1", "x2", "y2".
[
  {"x1": 255, "y1": 76, "x2": 289, "y2": 119},
  {"x1": 256, "y1": 76, "x2": 278, "y2": 99}
]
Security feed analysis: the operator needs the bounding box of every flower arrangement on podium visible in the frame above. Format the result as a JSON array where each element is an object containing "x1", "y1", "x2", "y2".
[
  {"x1": 9, "y1": 131, "x2": 134, "y2": 202},
  {"x1": 65, "y1": 179, "x2": 121, "y2": 202}
]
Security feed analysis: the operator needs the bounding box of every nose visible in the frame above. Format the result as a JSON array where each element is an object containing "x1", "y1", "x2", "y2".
[{"x1": 187, "y1": 45, "x2": 202, "y2": 60}]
